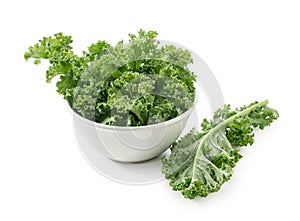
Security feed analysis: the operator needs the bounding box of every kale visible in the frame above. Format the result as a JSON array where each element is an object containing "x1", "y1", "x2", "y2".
[
  {"x1": 25, "y1": 30, "x2": 196, "y2": 126},
  {"x1": 161, "y1": 100, "x2": 279, "y2": 199}
]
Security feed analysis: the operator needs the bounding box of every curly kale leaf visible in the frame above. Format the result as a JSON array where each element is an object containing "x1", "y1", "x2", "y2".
[
  {"x1": 107, "y1": 72, "x2": 156, "y2": 126},
  {"x1": 24, "y1": 32, "x2": 111, "y2": 104},
  {"x1": 162, "y1": 100, "x2": 279, "y2": 199}
]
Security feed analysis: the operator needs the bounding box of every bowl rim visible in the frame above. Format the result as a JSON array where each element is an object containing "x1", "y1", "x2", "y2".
[{"x1": 68, "y1": 90, "x2": 198, "y2": 131}]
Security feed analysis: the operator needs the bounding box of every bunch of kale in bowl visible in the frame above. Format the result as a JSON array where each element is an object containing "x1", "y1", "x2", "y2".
[{"x1": 25, "y1": 30, "x2": 196, "y2": 127}]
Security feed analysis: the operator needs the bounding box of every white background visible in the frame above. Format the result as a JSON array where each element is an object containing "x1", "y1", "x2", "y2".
[{"x1": 0, "y1": 0, "x2": 299, "y2": 220}]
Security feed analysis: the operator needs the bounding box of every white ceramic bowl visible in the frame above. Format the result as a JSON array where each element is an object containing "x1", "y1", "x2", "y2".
[{"x1": 70, "y1": 103, "x2": 195, "y2": 163}]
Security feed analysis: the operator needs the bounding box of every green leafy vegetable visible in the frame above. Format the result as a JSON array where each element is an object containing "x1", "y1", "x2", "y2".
[
  {"x1": 24, "y1": 30, "x2": 196, "y2": 126},
  {"x1": 161, "y1": 100, "x2": 279, "y2": 199},
  {"x1": 24, "y1": 32, "x2": 110, "y2": 104}
]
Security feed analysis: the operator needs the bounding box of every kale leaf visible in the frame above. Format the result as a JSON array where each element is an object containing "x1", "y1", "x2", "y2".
[
  {"x1": 24, "y1": 32, "x2": 110, "y2": 104},
  {"x1": 161, "y1": 100, "x2": 279, "y2": 199}
]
